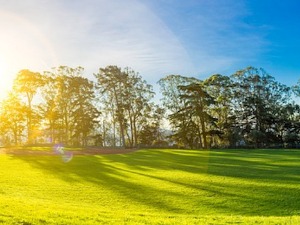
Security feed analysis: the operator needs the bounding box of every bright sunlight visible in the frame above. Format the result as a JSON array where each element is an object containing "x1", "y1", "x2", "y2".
[{"x1": 0, "y1": 10, "x2": 58, "y2": 100}]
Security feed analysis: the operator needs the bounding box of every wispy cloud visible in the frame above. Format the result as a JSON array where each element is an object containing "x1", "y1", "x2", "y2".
[
  {"x1": 0, "y1": 0, "x2": 194, "y2": 86},
  {"x1": 0, "y1": 0, "x2": 268, "y2": 93},
  {"x1": 145, "y1": 0, "x2": 268, "y2": 77}
]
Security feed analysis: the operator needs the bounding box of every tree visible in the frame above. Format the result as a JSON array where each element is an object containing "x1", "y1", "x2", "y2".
[
  {"x1": 158, "y1": 75, "x2": 214, "y2": 149},
  {"x1": 95, "y1": 66, "x2": 127, "y2": 147},
  {"x1": 13, "y1": 69, "x2": 44, "y2": 143},
  {"x1": 41, "y1": 66, "x2": 99, "y2": 146},
  {"x1": 203, "y1": 74, "x2": 234, "y2": 147},
  {"x1": 95, "y1": 65, "x2": 155, "y2": 148},
  {"x1": 178, "y1": 82, "x2": 216, "y2": 148},
  {"x1": 70, "y1": 76, "x2": 100, "y2": 146},
  {"x1": 158, "y1": 75, "x2": 197, "y2": 148},
  {"x1": 231, "y1": 67, "x2": 291, "y2": 148},
  {"x1": 0, "y1": 92, "x2": 27, "y2": 145},
  {"x1": 138, "y1": 105, "x2": 165, "y2": 147},
  {"x1": 122, "y1": 68, "x2": 155, "y2": 147},
  {"x1": 38, "y1": 73, "x2": 61, "y2": 144},
  {"x1": 277, "y1": 103, "x2": 300, "y2": 147}
]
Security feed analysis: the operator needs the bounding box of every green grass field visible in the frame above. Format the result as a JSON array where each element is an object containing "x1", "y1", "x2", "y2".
[{"x1": 0, "y1": 149, "x2": 299, "y2": 224}]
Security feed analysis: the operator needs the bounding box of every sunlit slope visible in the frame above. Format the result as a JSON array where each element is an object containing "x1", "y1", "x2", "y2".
[{"x1": 0, "y1": 149, "x2": 299, "y2": 224}]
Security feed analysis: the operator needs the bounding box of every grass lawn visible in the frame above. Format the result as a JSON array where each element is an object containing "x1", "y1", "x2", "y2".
[{"x1": 0, "y1": 149, "x2": 299, "y2": 224}]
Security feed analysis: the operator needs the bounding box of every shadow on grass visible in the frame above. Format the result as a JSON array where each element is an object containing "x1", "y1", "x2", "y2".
[{"x1": 10, "y1": 149, "x2": 300, "y2": 217}]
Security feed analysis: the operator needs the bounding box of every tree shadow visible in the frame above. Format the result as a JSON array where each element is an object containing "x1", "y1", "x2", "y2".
[
  {"x1": 9, "y1": 149, "x2": 300, "y2": 217},
  {"x1": 9, "y1": 154, "x2": 187, "y2": 214}
]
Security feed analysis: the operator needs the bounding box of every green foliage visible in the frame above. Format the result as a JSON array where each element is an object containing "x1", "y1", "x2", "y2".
[
  {"x1": 2, "y1": 65, "x2": 300, "y2": 148},
  {"x1": 231, "y1": 67, "x2": 292, "y2": 148},
  {"x1": 178, "y1": 82, "x2": 216, "y2": 148},
  {"x1": 0, "y1": 149, "x2": 299, "y2": 224},
  {"x1": 159, "y1": 67, "x2": 299, "y2": 149},
  {"x1": 203, "y1": 74, "x2": 234, "y2": 147},
  {"x1": 158, "y1": 75, "x2": 203, "y2": 149}
]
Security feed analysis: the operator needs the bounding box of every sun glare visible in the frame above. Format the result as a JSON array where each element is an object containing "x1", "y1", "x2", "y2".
[{"x1": 0, "y1": 10, "x2": 59, "y2": 101}]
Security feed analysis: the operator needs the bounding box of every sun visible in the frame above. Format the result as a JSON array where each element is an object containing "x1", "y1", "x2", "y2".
[{"x1": 0, "y1": 11, "x2": 59, "y2": 101}]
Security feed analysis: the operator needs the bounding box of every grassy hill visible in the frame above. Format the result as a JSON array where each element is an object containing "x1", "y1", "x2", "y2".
[{"x1": 0, "y1": 149, "x2": 299, "y2": 224}]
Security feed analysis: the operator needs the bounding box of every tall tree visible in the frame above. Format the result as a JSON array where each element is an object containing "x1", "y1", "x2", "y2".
[
  {"x1": 122, "y1": 68, "x2": 155, "y2": 147},
  {"x1": 95, "y1": 65, "x2": 155, "y2": 147},
  {"x1": 39, "y1": 73, "x2": 60, "y2": 143},
  {"x1": 0, "y1": 92, "x2": 27, "y2": 145},
  {"x1": 178, "y1": 82, "x2": 216, "y2": 149},
  {"x1": 41, "y1": 66, "x2": 99, "y2": 145},
  {"x1": 13, "y1": 69, "x2": 44, "y2": 143},
  {"x1": 95, "y1": 66, "x2": 128, "y2": 147},
  {"x1": 231, "y1": 67, "x2": 291, "y2": 147},
  {"x1": 203, "y1": 74, "x2": 234, "y2": 147},
  {"x1": 158, "y1": 75, "x2": 213, "y2": 148},
  {"x1": 70, "y1": 76, "x2": 100, "y2": 146}
]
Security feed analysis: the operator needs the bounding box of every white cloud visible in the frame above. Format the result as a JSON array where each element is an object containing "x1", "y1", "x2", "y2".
[
  {"x1": 145, "y1": 0, "x2": 268, "y2": 77},
  {"x1": 0, "y1": 0, "x2": 194, "y2": 89},
  {"x1": 0, "y1": 0, "x2": 268, "y2": 99}
]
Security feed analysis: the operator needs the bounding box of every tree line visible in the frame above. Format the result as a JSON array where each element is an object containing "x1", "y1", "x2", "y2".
[{"x1": 1, "y1": 65, "x2": 300, "y2": 149}]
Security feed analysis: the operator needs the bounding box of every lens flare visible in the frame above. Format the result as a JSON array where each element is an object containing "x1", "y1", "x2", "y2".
[
  {"x1": 62, "y1": 151, "x2": 73, "y2": 163},
  {"x1": 53, "y1": 144, "x2": 73, "y2": 163}
]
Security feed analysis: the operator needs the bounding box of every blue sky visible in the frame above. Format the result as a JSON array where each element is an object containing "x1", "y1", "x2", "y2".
[
  {"x1": 145, "y1": 0, "x2": 300, "y2": 85},
  {"x1": 0, "y1": 0, "x2": 299, "y2": 98}
]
